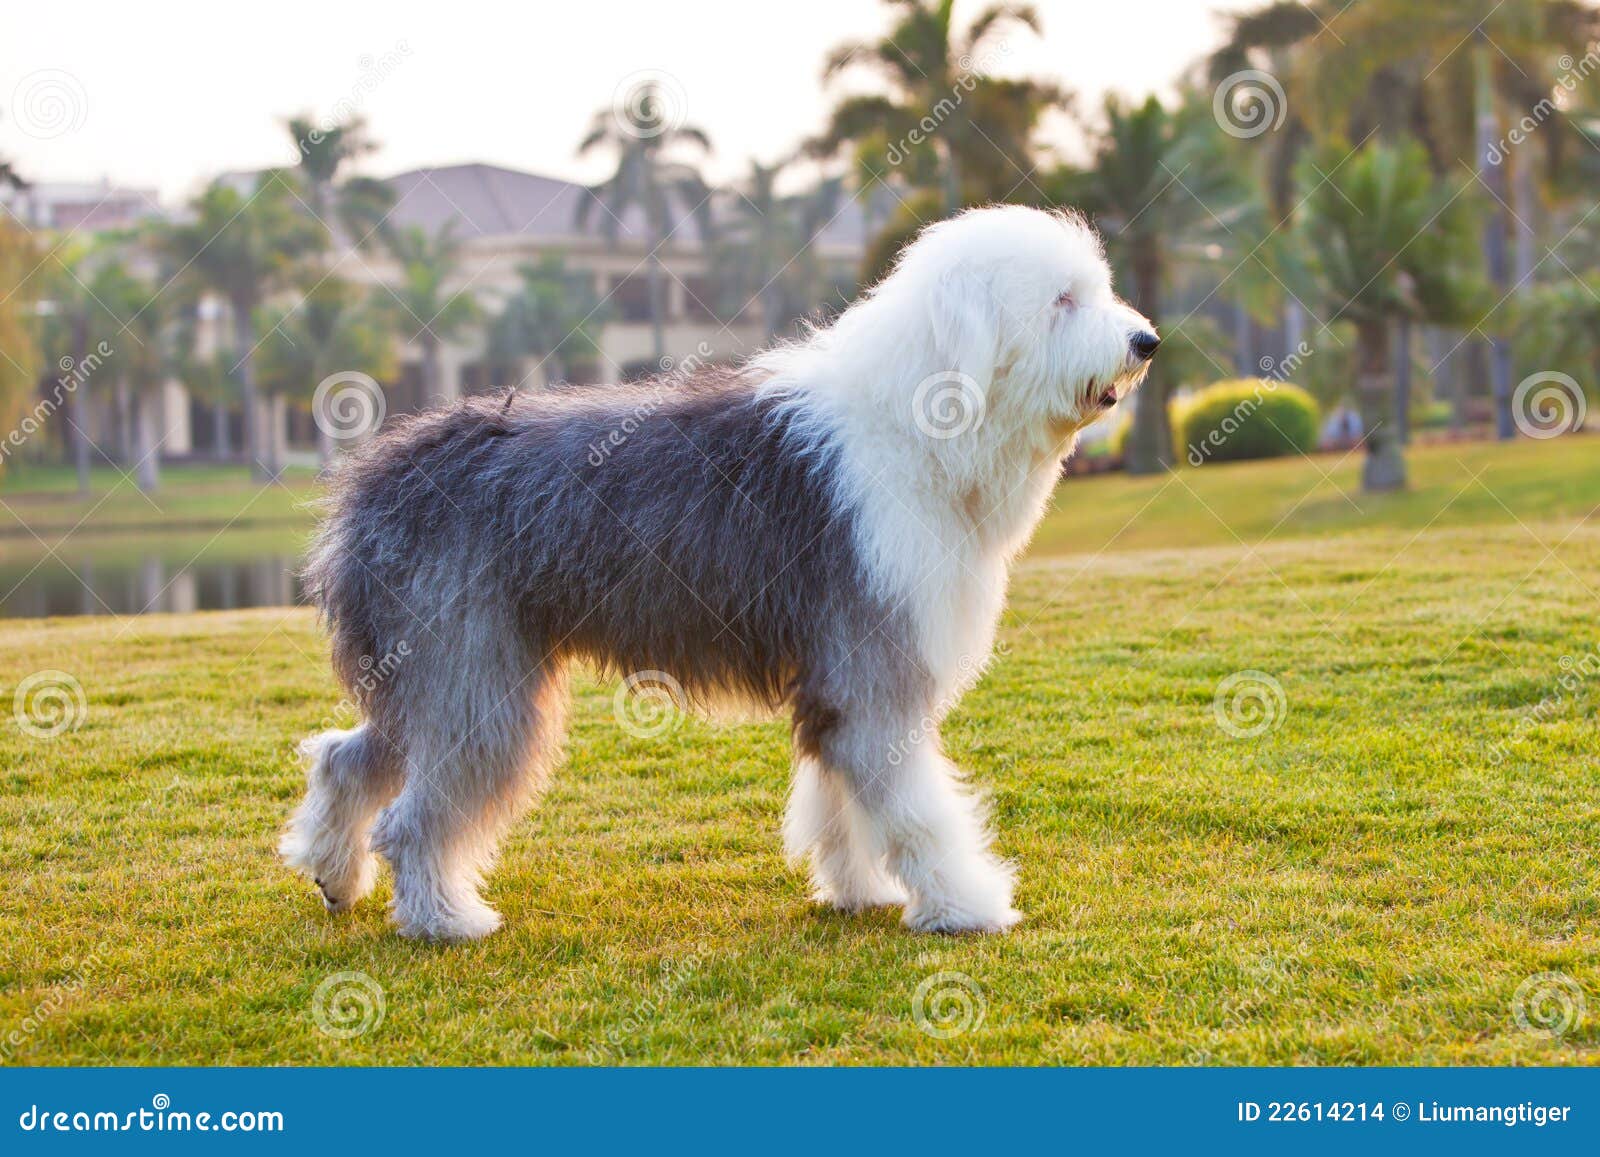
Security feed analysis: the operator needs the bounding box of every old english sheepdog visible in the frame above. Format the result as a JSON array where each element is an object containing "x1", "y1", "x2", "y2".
[{"x1": 282, "y1": 204, "x2": 1158, "y2": 941}]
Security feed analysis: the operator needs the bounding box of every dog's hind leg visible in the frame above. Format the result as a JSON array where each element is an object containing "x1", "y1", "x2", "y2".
[
  {"x1": 280, "y1": 723, "x2": 405, "y2": 913},
  {"x1": 372, "y1": 664, "x2": 567, "y2": 941},
  {"x1": 784, "y1": 754, "x2": 908, "y2": 912}
]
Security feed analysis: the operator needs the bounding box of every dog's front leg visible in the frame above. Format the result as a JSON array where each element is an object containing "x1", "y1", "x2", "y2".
[{"x1": 833, "y1": 726, "x2": 1020, "y2": 934}]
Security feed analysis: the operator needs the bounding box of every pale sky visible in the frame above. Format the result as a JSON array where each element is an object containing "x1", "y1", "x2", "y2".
[{"x1": 4, "y1": 0, "x2": 1257, "y2": 203}]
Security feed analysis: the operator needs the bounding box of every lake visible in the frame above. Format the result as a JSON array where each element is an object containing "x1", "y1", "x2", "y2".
[{"x1": 0, "y1": 526, "x2": 310, "y2": 618}]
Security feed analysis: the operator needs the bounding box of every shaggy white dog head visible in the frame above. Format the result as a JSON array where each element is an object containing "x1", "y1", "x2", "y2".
[
  {"x1": 892, "y1": 204, "x2": 1157, "y2": 431},
  {"x1": 763, "y1": 205, "x2": 1157, "y2": 482}
]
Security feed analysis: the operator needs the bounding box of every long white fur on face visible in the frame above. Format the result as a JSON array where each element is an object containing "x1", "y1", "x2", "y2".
[{"x1": 757, "y1": 205, "x2": 1154, "y2": 703}]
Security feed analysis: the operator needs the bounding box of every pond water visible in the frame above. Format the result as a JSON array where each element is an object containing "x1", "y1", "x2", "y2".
[{"x1": 0, "y1": 527, "x2": 309, "y2": 618}]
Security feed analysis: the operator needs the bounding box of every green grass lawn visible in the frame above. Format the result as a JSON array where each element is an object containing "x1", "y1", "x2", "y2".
[
  {"x1": 2, "y1": 436, "x2": 1598, "y2": 1065},
  {"x1": 0, "y1": 463, "x2": 320, "y2": 539}
]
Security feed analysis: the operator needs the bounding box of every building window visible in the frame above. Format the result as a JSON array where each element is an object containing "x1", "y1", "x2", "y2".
[{"x1": 610, "y1": 275, "x2": 654, "y2": 322}]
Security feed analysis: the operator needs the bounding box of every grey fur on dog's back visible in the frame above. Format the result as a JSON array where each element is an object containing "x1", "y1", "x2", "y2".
[{"x1": 303, "y1": 370, "x2": 928, "y2": 742}]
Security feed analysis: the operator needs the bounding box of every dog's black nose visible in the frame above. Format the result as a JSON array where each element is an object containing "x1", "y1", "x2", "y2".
[{"x1": 1131, "y1": 331, "x2": 1161, "y2": 361}]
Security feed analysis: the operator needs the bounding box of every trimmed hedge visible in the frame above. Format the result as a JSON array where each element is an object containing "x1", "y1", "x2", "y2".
[{"x1": 1177, "y1": 379, "x2": 1319, "y2": 465}]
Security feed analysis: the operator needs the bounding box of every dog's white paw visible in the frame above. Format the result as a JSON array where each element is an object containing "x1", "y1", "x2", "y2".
[
  {"x1": 814, "y1": 876, "x2": 909, "y2": 913},
  {"x1": 392, "y1": 900, "x2": 503, "y2": 942},
  {"x1": 902, "y1": 902, "x2": 1022, "y2": 935}
]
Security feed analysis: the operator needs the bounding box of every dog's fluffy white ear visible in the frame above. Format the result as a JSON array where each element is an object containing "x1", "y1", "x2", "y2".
[{"x1": 929, "y1": 265, "x2": 999, "y2": 392}]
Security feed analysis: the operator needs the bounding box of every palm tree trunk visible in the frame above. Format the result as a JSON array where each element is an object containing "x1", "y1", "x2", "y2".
[
  {"x1": 1394, "y1": 317, "x2": 1412, "y2": 446},
  {"x1": 1357, "y1": 319, "x2": 1405, "y2": 492},
  {"x1": 423, "y1": 336, "x2": 443, "y2": 405},
  {"x1": 130, "y1": 389, "x2": 160, "y2": 493},
  {"x1": 67, "y1": 315, "x2": 92, "y2": 495},
  {"x1": 1126, "y1": 248, "x2": 1171, "y2": 475},
  {"x1": 112, "y1": 378, "x2": 133, "y2": 463},
  {"x1": 1474, "y1": 38, "x2": 1515, "y2": 441},
  {"x1": 231, "y1": 295, "x2": 267, "y2": 479},
  {"x1": 647, "y1": 253, "x2": 666, "y2": 362},
  {"x1": 212, "y1": 401, "x2": 231, "y2": 458}
]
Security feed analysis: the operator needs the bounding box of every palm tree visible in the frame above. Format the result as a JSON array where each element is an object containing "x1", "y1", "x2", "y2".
[
  {"x1": 33, "y1": 240, "x2": 110, "y2": 493},
  {"x1": 284, "y1": 113, "x2": 394, "y2": 247},
  {"x1": 715, "y1": 161, "x2": 850, "y2": 340},
  {"x1": 1261, "y1": 0, "x2": 1600, "y2": 439},
  {"x1": 1296, "y1": 139, "x2": 1482, "y2": 491},
  {"x1": 383, "y1": 223, "x2": 479, "y2": 406},
  {"x1": 1066, "y1": 93, "x2": 1251, "y2": 474},
  {"x1": 486, "y1": 255, "x2": 606, "y2": 387},
  {"x1": 815, "y1": 0, "x2": 1059, "y2": 214},
  {"x1": 0, "y1": 221, "x2": 38, "y2": 475},
  {"x1": 257, "y1": 278, "x2": 397, "y2": 462},
  {"x1": 84, "y1": 255, "x2": 180, "y2": 493},
  {"x1": 577, "y1": 80, "x2": 714, "y2": 362},
  {"x1": 162, "y1": 172, "x2": 326, "y2": 479}
]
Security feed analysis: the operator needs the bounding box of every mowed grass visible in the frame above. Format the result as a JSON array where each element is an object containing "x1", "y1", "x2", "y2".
[{"x1": 2, "y1": 437, "x2": 1599, "y2": 1065}]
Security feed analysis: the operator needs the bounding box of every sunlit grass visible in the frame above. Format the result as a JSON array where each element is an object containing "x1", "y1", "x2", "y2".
[{"x1": 3, "y1": 433, "x2": 1598, "y2": 1062}]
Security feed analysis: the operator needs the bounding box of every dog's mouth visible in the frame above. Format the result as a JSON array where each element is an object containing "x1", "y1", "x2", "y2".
[{"x1": 1089, "y1": 381, "x2": 1121, "y2": 410}]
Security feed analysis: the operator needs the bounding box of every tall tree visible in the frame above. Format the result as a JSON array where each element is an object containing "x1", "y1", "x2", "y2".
[
  {"x1": 814, "y1": 0, "x2": 1060, "y2": 214},
  {"x1": 0, "y1": 221, "x2": 39, "y2": 478},
  {"x1": 284, "y1": 113, "x2": 394, "y2": 247},
  {"x1": 162, "y1": 172, "x2": 326, "y2": 479},
  {"x1": 714, "y1": 161, "x2": 850, "y2": 340},
  {"x1": 383, "y1": 222, "x2": 479, "y2": 406},
  {"x1": 257, "y1": 278, "x2": 397, "y2": 462},
  {"x1": 1066, "y1": 93, "x2": 1251, "y2": 474},
  {"x1": 486, "y1": 255, "x2": 606, "y2": 387},
  {"x1": 577, "y1": 80, "x2": 714, "y2": 361},
  {"x1": 84, "y1": 254, "x2": 181, "y2": 493},
  {"x1": 1296, "y1": 139, "x2": 1482, "y2": 491}
]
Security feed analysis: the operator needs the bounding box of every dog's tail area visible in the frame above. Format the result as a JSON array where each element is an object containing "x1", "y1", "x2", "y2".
[{"x1": 280, "y1": 725, "x2": 402, "y2": 913}]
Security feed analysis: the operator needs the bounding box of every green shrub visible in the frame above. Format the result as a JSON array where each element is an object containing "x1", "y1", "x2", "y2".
[
  {"x1": 1178, "y1": 379, "x2": 1320, "y2": 465},
  {"x1": 1415, "y1": 400, "x2": 1454, "y2": 430}
]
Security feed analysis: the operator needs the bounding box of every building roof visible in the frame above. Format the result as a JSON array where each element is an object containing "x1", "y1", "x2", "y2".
[{"x1": 381, "y1": 162, "x2": 867, "y2": 251}]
